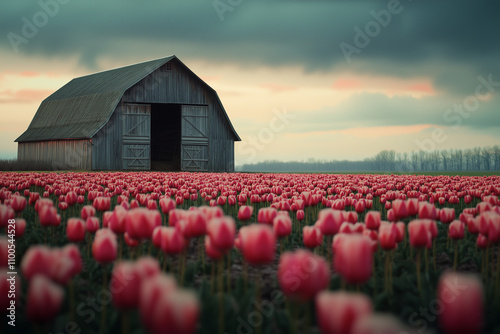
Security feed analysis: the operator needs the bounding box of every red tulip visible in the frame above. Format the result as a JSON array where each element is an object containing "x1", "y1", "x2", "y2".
[
  {"x1": 102, "y1": 211, "x2": 113, "y2": 228},
  {"x1": 303, "y1": 226, "x2": 323, "y2": 248},
  {"x1": 278, "y1": 249, "x2": 330, "y2": 301},
  {"x1": 238, "y1": 224, "x2": 276, "y2": 265},
  {"x1": 61, "y1": 244, "x2": 83, "y2": 278},
  {"x1": 81, "y1": 205, "x2": 96, "y2": 220},
  {"x1": 86, "y1": 216, "x2": 100, "y2": 233},
  {"x1": 160, "y1": 227, "x2": 186, "y2": 255},
  {"x1": 10, "y1": 196, "x2": 27, "y2": 214},
  {"x1": 20, "y1": 246, "x2": 51, "y2": 280},
  {"x1": 273, "y1": 214, "x2": 292, "y2": 239},
  {"x1": 334, "y1": 234, "x2": 373, "y2": 284},
  {"x1": 207, "y1": 216, "x2": 236, "y2": 251},
  {"x1": 237, "y1": 205, "x2": 253, "y2": 221},
  {"x1": 93, "y1": 196, "x2": 111, "y2": 212},
  {"x1": 364, "y1": 211, "x2": 381, "y2": 230},
  {"x1": 316, "y1": 291, "x2": 372, "y2": 334},
  {"x1": 39, "y1": 205, "x2": 58, "y2": 227},
  {"x1": 26, "y1": 274, "x2": 64, "y2": 322},
  {"x1": 488, "y1": 215, "x2": 500, "y2": 244},
  {"x1": 92, "y1": 229, "x2": 117, "y2": 264},
  {"x1": 111, "y1": 261, "x2": 142, "y2": 309},
  {"x1": 392, "y1": 199, "x2": 408, "y2": 221},
  {"x1": 449, "y1": 220, "x2": 465, "y2": 240},
  {"x1": 296, "y1": 209, "x2": 305, "y2": 221},
  {"x1": 205, "y1": 236, "x2": 224, "y2": 260},
  {"x1": 126, "y1": 208, "x2": 161, "y2": 240},
  {"x1": 395, "y1": 222, "x2": 405, "y2": 243},
  {"x1": 315, "y1": 209, "x2": 343, "y2": 236},
  {"x1": 159, "y1": 197, "x2": 176, "y2": 215},
  {"x1": 408, "y1": 220, "x2": 431, "y2": 248},
  {"x1": 438, "y1": 272, "x2": 483, "y2": 334},
  {"x1": 378, "y1": 223, "x2": 397, "y2": 250},
  {"x1": 476, "y1": 234, "x2": 488, "y2": 249},
  {"x1": 139, "y1": 274, "x2": 178, "y2": 331},
  {"x1": 418, "y1": 202, "x2": 437, "y2": 220},
  {"x1": 257, "y1": 207, "x2": 277, "y2": 225},
  {"x1": 0, "y1": 204, "x2": 15, "y2": 228},
  {"x1": 65, "y1": 191, "x2": 78, "y2": 206},
  {"x1": 184, "y1": 210, "x2": 207, "y2": 238},
  {"x1": 66, "y1": 218, "x2": 86, "y2": 242},
  {"x1": 406, "y1": 198, "x2": 419, "y2": 216},
  {"x1": 14, "y1": 218, "x2": 26, "y2": 238},
  {"x1": 109, "y1": 205, "x2": 127, "y2": 235},
  {"x1": 440, "y1": 208, "x2": 455, "y2": 224}
]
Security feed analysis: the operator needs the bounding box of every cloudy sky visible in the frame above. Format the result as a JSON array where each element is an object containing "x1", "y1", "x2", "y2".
[{"x1": 1, "y1": 0, "x2": 499, "y2": 165}]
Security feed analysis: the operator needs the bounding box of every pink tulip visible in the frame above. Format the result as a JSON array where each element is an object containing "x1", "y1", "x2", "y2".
[
  {"x1": 237, "y1": 205, "x2": 253, "y2": 221},
  {"x1": 364, "y1": 211, "x2": 381, "y2": 230},
  {"x1": 238, "y1": 224, "x2": 276, "y2": 265},
  {"x1": 449, "y1": 220, "x2": 465, "y2": 240},
  {"x1": 315, "y1": 209, "x2": 343, "y2": 236},
  {"x1": 316, "y1": 291, "x2": 372, "y2": 334},
  {"x1": 303, "y1": 226, "x2": 323, "y2": 248},
  {"x1": 66, "y1": 218, "x2": 86, "y2": 242},
  {"x1": 438, "y1": 272, "x2": 483, "y2": 334},
  {"x1": 278, "y1": 250, "x2": 330, "y2": 301},
  {"x1": 334, "y1": 234, "x2": 373, "y2": 284},
  {"x1": 26, "y1": 274, "x2": 64, "y2": 322},
  {"x1": 92, "y1": 229, "x2": 117, "y2": 264},
  {"x1": 273, "y1": 214, "x2": 292, "y2": 239},
  {"x1": 207, "y1": 216, "x2": 236, "y2": 251}
]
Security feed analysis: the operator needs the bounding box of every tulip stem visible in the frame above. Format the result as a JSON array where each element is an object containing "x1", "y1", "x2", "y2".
[
  {"x1": 425, "y1": 247, "x2": 429, "y2": 275},
  {"x1": 100, "y1": 266, "x2": 108, "y2": 334},
  {"x1": 162, "y1": 255, "x2": 168, "y2": 272},
  {"x1": 218, "y1": 259, "x2": 225, "y2": 334},
  {"x1": 453, "y1": 240, "x2": 458, "y2": 271},
  {"x1": 121, "y1": 311, "x2": 129, "y2": 334},
  {"x1": 211, "y1": 261, "x2": 215, "y2": 294},
  {"x1": 243, "y1": 261, "x2": 248, "y2": 294},
  {"x1": 227, "y1": 252, "x2": 231, "y2": 294},
  {"x1": 69, "y1": 279, "x2": 75, "y2": 326},
  {"x1": 495, "y1": 246, "x2": 500, "y2": 300},
  {"x1": 433, "y1": 238, "x2": 436, "y2": 271},
  {"x1": 416, "y1": 248, "x2": 422, "y2": 298}
]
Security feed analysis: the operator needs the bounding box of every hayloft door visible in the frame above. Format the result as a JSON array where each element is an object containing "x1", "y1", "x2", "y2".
[
  {"x1": 122, "y1": 103, "x2": 151, "y2": 170},
  {"x1": 181, "y1": 105, "x2": 209, "y2": 171}
]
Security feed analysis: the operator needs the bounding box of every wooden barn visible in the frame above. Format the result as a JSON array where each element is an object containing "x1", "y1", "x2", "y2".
[{"x1": 15, "y1": 55, "x2": 240, "y2": 171}]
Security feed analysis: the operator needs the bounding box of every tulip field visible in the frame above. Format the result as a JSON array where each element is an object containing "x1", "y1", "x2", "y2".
[{"x1": 1, "y1": 171, "x2": 500, "y2": 334}]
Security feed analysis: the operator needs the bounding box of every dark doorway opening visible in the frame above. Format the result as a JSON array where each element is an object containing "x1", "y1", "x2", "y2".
[{"x1": 151, "y1": 104, "x2": 181, "y2": 170}]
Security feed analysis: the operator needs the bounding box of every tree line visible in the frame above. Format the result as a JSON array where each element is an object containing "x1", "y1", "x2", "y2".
[{"x1": 237, "y1": 145, "x2": 500, "y2": 173}]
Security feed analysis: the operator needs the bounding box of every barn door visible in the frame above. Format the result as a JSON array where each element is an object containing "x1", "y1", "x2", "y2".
[
  {"x1": 122, "y1": 104, "x2": 151, "y2": 170},
  {"x1": 181, "y1": 105, "x2": 209, "y2": 171}
]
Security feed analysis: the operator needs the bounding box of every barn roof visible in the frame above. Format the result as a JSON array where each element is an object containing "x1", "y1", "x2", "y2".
[{"x1": 16, "y1": 55, "x2": 240, "y2": 142}]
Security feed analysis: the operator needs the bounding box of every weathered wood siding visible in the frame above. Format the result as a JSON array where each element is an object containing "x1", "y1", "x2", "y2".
[
  {"x1": 122, "y1": 104, "x2": 151, "y2": 170},
  {"x1": 18, "y1": 140, "x2": 92, "y2": 170},
  {"x1": 92, "y1": 104, "x2": 122, "y2": 170}
]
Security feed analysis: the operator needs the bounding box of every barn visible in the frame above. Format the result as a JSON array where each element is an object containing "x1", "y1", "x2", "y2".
[{"x1": 15, "y1": 55, "x2": 240, "y2": 172}]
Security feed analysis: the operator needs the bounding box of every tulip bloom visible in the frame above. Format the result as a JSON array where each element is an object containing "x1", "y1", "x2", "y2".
[
  {"x1": 392, "y1": 199, "x2": 408, "y2": 221},
  {"x1": 158, "y1": 227, "x2": 186, "y2": 255},
  {"x1": 438, "y1": 272, "x2": 483, "y2": 334},
  {"x1": 449, "y1": 220, "x2": 465, "y2": 240},
  {"x1": 378, "y1": 223, "x2": 397, "y2": 250},
  {"x1": 315, "y1": 209, "x2": 343, "y2": 236},
  {"x1": 257, "y1": 207, "x2": 277, "y2": 225},
  {"x1": 126, "y1": 208, "x2": 161, "y2": 240},
  {"x1": 159, "y1": 197, "x2": 176, "y2": 215},
  {"x1": 10, "y1": 195, "x2": 27, "y2": 214},
  {"x1": 0, "y1": 204, "x2": 15, "y2": 228},
  {"x1": 109, "y1": 205, "x2": 127, "y2": 235},
  {"x1": 408, "y1": 220, "x2": 431, "y2": 248},
  {"x1": 418, "y1": 202, "x2": 437, "y2": 220},
  {"x1": 273, "y1": 215, "x2": 292, "y2": 239},
  {"x1": 93, "y1": 196, "x2": 111, "y2": 212},
  {"x1": 303, "y1": 226, "x2": 323, "y2": 249},
  {"x1": 81, "y1": 205, "x2": 96, "y2": 220},
  {"x1": 207, "y1": 217, "x2": 236, "y2": 252},
  {"x1": 334, "y1": 234, "x2": 373, "y2": 285},
  {"x1": 205, "y1": 236, "x2": 224, "y2": 260},
  {"x1": 39, "y1": 205, "x2": 58, "y2": 227},
  {"x1": 26, "y1": 274, "x2": 64, "y2": 323},
  {"x1": 364, "y1": 211, "x2": 381, "y2": 230},
  {"x1": 92, "y1": 229, "x2": 118, "y2": 264},
  {"x1": 238, "y1": 224, "x2": 276, "y2": 265},
  {"x1": 86, "y1": 216, "x2": 100, "y2": 233},
  {"x1": 278, "y1": 250, "x2": 330, "y2": 301},
  {"x1": 14, "y1": 218, "x2": 26, "y2": 238},
  {"x1": 110, "y1": 261, "x2": 142, "y2": 309},
  {"x1": 316, "y1": 291, "x2": 372, "y2": 334},
  {"x1": 66, "y1": 218, "x2": 86, "y2": 242},
  {"x1": 237, "y1": 205, "x2": 253, "y2": 221},
  {"x1": 296, "y1": 210, "x2": 305, "y2": 221}
]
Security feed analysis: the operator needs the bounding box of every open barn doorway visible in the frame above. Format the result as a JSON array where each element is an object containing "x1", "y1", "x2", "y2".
[{"x1": 151, "y1": 104, "x2": 181, "y2": 170}]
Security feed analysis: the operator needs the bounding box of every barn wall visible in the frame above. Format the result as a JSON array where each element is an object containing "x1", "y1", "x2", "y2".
[
  {"x1": 92, "y1": 103, "x2": 123, "y2": 170},
  {"x1": 121, "y1": 59, "x2": 236, "y2": 172},
  {"x1": 18, "y1": 139, "x2": 92, "y2": 170}
]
